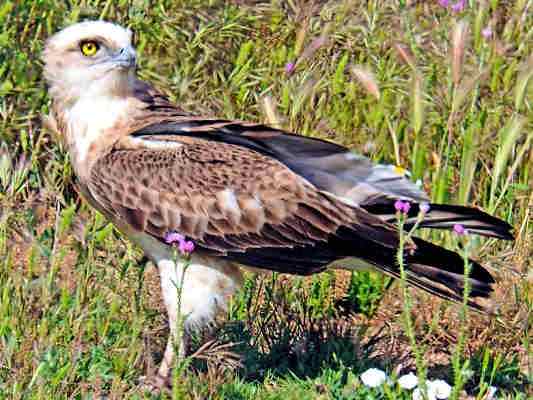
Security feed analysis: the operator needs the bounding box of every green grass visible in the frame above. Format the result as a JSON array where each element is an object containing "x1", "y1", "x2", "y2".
[{"x1": 0, "y1": 0, "x2": 531, "y2": 398}]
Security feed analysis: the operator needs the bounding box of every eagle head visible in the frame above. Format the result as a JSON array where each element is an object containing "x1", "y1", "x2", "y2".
[{"x1": 42, "y1": 21, "x2": 137, "y2": 104}]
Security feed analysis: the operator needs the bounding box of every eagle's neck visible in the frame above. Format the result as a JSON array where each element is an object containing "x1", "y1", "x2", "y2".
[
  {"x1": 50, "y1": 78, "x2": 179, "y2": 181},
  {"x1": 54, "y1": 94, "x2": 141, "y2": 181}
]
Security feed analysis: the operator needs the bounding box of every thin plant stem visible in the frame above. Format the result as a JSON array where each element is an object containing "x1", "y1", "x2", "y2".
[
  {"x1": 450, "y1": 240, "x2": 472, "y2": 400},
  {"x1": 396, "y1": 211, "x2": 428, "y2": 397},
  {"x1": 171, "y1": 248, "x2": 192, "y2": 392}
]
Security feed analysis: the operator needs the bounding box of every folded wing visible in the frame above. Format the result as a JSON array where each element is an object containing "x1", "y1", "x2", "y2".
[
  {"x1": 129, "y1": 118, "x2": 512, "y2": 241},
  {"x1": 88, "y1": 133, "x2": 403, "y2": 275}
]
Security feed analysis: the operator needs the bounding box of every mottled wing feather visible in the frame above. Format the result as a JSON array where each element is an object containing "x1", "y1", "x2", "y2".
[
  {"x1": 132, "y1": 119, "x2": 429, "y2": 206},
  {"x1": 130, "y1": 120, "x2": 509, "y2": 239},
  {"x1": 88, "y1": 136, "x2": 403, "y2": 274}
]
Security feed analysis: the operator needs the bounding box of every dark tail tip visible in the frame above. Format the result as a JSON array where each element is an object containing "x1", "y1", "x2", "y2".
[
  {"x1": 363, "y1": 202, "x2": 514, "y2": 240},
  {"x1": 416, "y1": 204, "x2": 514, "y2": 240},
  {"x1": 400, "y1": 238, "x2": 496, "y2": 312}
]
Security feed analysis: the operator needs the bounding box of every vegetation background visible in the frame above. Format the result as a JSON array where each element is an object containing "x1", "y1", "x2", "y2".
[{"x1": 0, "y1": 0, "x2": 531, "y2": 398}]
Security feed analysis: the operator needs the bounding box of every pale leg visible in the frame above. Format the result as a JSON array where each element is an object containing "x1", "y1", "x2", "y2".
[
  {"x1": 154, "y1": 256, "x2": 243, "y2": 386},
  {"x1": 156, "y1": 259, "x2": 189, "y2": 384}
]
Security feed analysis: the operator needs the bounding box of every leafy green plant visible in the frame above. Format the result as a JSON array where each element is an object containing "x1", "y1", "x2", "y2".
[{"x1": 342, "y1": 272, "x2": 389, "y2": 317}]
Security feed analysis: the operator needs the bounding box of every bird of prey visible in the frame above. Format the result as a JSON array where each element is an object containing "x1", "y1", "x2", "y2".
[{"x1": 42, "y1": 21, "x2": 513, "y2": 387}]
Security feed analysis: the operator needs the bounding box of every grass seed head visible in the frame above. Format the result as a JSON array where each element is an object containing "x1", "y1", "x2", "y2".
[
  {"x1": 351, "y1": 65, "x2": 380, "y2": 100},
  {"x1": 451, "y1": 19, "x2": 469, "y2": 86}
]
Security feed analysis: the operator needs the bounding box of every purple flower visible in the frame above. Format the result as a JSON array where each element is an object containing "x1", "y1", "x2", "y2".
[
  {"x1": 419, "y1": 203, "x2": 431, "y2": 214},
  {"x1": 451, "y1": 0, "x2": 466, "y2": 13},
  {"x1": 394, "y1": 200, "x2": 411, "y2": 214},
  {"x1": 285, "y1": 61, "x2": 295, "y2": 75},
  {"x1": 482, "y1": 26, "x2": 492, "y2": 39},
  {"x1": 179, "y1": 240, "x2": 195, "y2": 255},
  {"x1": 164, "y1": 231, "x2": 195, "y2": 255},
  {"x1": 165, "y1": 231, "x2": 185, "y2": 244},
  {"x1": 453, "y1": 223, "x2": 466, "y2": 235},
  {"x1": 438, "y1": 0, "x2": 450, "y2": 7},
  {"x1": 394, "y1": 200, "x2": 404, "y2": 212}
]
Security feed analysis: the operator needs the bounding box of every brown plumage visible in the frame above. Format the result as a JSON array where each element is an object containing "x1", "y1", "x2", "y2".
[
  {"x1": 42, "y1": 21, "x2": 513, "y2": 389},
  {"x1": 91, "y1": 138, "x2": 397, "y2": 245}
]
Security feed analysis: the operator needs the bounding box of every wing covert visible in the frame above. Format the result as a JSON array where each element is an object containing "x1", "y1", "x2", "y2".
[
  {"x1": 88, "y1": 136, "x2": 402, "y2": 274},
  {"x1": 132, "y1": 119, "x2": 429, "y2": 206}
]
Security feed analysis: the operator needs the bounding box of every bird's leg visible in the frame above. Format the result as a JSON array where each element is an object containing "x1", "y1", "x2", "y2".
[
  {"x1": 155, "y1": 259, "x2": 190, "y2": 386},
  {"x1": 146, "y1": 255, "x2": 243, "y2": 390},
  {"x1": 157, "y1": 329, "x2": 189, "y2": 380}
]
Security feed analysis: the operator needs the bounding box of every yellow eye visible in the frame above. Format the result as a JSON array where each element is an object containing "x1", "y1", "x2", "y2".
[{"x1": 80, "y1": 40, "x2": 99, "y2": 57}]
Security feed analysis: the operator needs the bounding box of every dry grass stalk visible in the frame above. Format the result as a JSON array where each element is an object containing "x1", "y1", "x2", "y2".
[
  {"x1": 190, "y1": 340, "x2": 243, "y2": 370},
  {"x1": 294, "y1": 19, "x2": 309, "y2": 57},
  {"x1": 260, "y1": 95, "x2": 283, "y2": 129},
  {"x1": 412, "y1": 73, "x2": 424, "y2": 135},
  {"x1": 394, "y1": 43, "x2": 417, "y2": 71}
]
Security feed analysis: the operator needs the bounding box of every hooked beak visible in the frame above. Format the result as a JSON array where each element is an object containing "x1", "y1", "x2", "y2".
[{"x1": 113, "y1": 46, "x2": 137, "y2": 69}]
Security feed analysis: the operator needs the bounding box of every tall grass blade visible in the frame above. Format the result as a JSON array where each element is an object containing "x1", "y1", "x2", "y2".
[
  {"x1": 412, "y1": 74, "x2": 424, "y2": 136},
  {"x1": 411, "y1": 73, "x2": 425, "y2": 179},
  {"x1": 489, "y1": 115, "x2": 526, "y2": 209},
  {"x1": 492, "y1": 131, "x2": 532, "y2": 212},
  {"x1": 452, "y1": 69, "x2": 489, "y2": 115},
  {"x1": 514, "y1": 54, "x2": 533, "y2": 112},
  {"x1": 458, "y1": 121, "x2": 479, "y2": 205}
]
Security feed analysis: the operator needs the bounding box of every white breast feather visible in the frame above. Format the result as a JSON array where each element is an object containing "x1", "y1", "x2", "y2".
[{"x1": 65, "y1": 96, "x2": 131, "y2": 163}]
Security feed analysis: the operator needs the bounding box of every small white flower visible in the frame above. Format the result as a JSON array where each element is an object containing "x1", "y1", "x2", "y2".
[
  {"x1": 398, "y1": 372, "x2": 418, "y2": 390},
  {"x1": 428, "y1": 380, "x2": 452, "y2": 399},
  {"x1": 360, "y1": 368, "x2": 387, "y2": 388},
  {"x1": 415, "y1": 178, "x2": 422, "y2": 187},
  {"x1": 486, "y1": 386, "x2": 498, "y2": 400}
]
